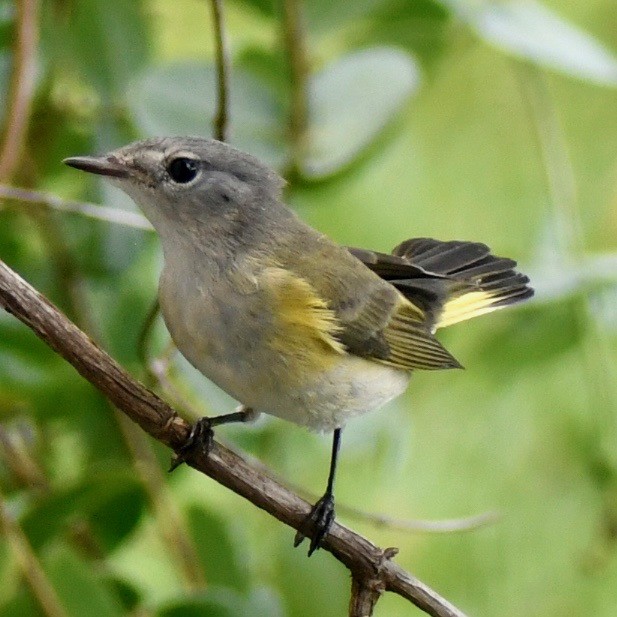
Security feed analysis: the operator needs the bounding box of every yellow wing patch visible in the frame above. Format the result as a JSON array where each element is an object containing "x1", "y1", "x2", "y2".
[{"x1": 263, "y1": 268, "x2": 346, "y2": 358}]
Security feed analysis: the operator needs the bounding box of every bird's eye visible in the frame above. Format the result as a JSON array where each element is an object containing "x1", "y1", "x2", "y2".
[{"x1": 167, "y1": 157, "x2": 199, "y2": 184}]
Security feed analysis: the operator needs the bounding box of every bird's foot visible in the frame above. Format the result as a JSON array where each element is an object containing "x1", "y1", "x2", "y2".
[
  {"x1": 294, "y1": 492, "x2": 335, "y2": 556},
  {"x1": 169, "y1": 417, "x2": 214, "y2": 472}
]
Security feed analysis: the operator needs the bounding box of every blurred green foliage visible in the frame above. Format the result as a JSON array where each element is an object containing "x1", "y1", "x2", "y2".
[{"x1": 1, "y1": 0, "x2": 617, "y2": 616}]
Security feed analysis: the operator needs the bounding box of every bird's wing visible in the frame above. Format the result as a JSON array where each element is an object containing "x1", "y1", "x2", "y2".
[{"x1": 330, "y1": 276, "x2": 462, "y2": 371}]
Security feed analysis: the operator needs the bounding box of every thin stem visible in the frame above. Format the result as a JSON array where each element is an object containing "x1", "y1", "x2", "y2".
[
  {"x1": 146, "y1": 341, "x2": 211, "y2": 420},
  {"x1": 339, "y1": 506, "x2": 500, "y2": 534},
  {"x1": 281, "y1": 0, "x2": 309, "y2": 171},
  {"x1": 0, "y1": 488, "x2": 69, "y2": 617},
  {"x1": 234, "y1": 445, "x2": 498, "y2": 534},
  {"x1": 0, "y1": 426, "x2": 49, "y2": 492},
  {"x1": 0, "y1": 184, "x2": 153, "y2": 230},
  {"x1": 138, "y1": 297, "x2": 162, "y2": 377},
  {"x1": 208, "y1": 0, "x2": 231, "y2": 142},
  {"x1": 0, "y1": 0, "x2": 39, "y2": 182},
  {"x1": 115, "y1": 412, "x2": 208, "y2": 591}
]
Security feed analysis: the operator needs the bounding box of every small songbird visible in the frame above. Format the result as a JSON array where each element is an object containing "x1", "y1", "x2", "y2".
[{"x1": 65, "y1": 137, "x2": 533, "y2": 555}]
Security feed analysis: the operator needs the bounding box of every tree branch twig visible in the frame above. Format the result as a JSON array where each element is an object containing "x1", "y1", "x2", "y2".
[
  {"x1": 208, "y1": 0, "x2": 231, "y2": 142},
  {"x1": 0, "y1": 184, "x2": 153, "y2": 230},
  {"x1": 0, "y1": 486, "x2": 69, "y2": 617},
  {"x1": 281, "y1": 0, "x2": 309, "y2": 172},
  {"x1": 0, "y1": 0, "x2": 39, "y2": 182},
  {"x1": 0, "y1": 258, "x2": 468, "y2": 617}
]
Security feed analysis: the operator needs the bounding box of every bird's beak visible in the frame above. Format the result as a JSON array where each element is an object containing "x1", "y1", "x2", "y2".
[{"x1": 63, "y1": 155, "x2": 130, "y2": 179}]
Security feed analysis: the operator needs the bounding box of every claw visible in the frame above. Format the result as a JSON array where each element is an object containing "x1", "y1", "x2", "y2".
[
  {"x1": 294, "y1": 492, "x2": 335, "y2": 556},
  {"x1": 169, "y1": 417, "x2": 214, "y2": 472}
]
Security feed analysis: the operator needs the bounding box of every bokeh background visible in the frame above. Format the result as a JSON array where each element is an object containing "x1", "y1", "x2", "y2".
[{"x1": 1, "y1": 0, "x2": 617, "y2": 615}]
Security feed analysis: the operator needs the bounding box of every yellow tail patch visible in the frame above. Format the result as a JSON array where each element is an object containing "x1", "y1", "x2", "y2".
[{"x1": 436, "y1": 291, "x2": 504, "y2": 329}]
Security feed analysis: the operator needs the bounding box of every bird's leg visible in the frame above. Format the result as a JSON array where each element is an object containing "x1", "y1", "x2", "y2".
[
  {"x1": 294, "y1": 427, "x2": 342, "y2": 556},
  {"x1": 169, "y1": 405, "x2": 260, "y2": 471}
]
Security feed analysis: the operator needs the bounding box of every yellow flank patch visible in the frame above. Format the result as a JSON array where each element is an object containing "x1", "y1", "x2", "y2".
[
  {"x1": 263, "y1": 268, "x2": 346, "y2": 362},
  {"x1": 437, "y1": 291, "x2": 500, "y2": 329}
]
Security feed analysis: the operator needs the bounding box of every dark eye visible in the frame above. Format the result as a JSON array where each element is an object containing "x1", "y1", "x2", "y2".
[{"x1": 167, "y1": 157, "x2": 199, "y2": 184}]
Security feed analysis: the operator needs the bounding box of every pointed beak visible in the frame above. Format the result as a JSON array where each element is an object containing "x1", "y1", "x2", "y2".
[{"x1": 63, "y1": 155, "x2": 130, "y2": 179}]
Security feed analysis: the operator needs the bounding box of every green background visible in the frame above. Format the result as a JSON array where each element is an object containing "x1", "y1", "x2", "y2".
[{"x1": 1, "y1": 0, "x2": 617, "y2": 615}]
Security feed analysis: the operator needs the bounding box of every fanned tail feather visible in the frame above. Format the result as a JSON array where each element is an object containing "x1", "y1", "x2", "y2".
[{"x1": 391, "y1": 238, "x2": 533, "y2": 329}]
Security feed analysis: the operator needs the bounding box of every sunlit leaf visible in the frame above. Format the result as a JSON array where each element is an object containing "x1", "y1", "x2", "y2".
[
  {"x1": 186, "y1": 506, "x2": 249, "y2": 593},
  {"x1": 441, "y1": 0, "x2": 617, "y2": 86},
  {"x1": 302, "y1": 47, "x2": 420, "y2": 178}
]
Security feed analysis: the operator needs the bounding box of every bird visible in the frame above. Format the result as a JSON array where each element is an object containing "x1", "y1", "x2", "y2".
[{"x1": 64, "y1": 136, "x2": 533, "y2": 555}]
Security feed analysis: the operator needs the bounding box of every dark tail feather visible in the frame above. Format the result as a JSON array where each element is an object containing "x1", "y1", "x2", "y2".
[
  {"x1": 349, "y1": 238, "x2": 533, "y2": 330},
  {"x1": 392, "y1": 237, "x2": 533, "y2": 328}
]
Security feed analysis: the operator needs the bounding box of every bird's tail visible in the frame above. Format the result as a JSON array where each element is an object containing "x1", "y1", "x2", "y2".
[{"x1": 391, "y1": 238, "x2": 533, "y2": 330}]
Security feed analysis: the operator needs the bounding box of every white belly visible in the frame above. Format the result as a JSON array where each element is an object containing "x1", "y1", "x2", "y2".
[{"x1": 253, "y1": 357, "x2": 410, "y2": 431}]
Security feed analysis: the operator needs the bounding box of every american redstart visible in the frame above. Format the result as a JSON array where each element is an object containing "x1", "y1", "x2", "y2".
[{"x1": 65, "y1": 137, "x2": 533, "y2": 555}]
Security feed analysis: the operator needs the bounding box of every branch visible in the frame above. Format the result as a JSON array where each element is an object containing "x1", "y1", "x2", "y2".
[
  {"x1": 0, "y1": 184, "x2": 153, "y2": 230},
  {"x1": 0, "y1": 0, "x2": 39, "y2": 182},
  {"x1": 0, "y1": 487, "x2": 69, "y2": 617},
  {"x1": 281, "y1": 0, "x2": 309, "y2": 171},
  {"x1": 0, "y1": 258, "x2": 468, "y2": 617},
  {"x1": 208, "y1": 0, "x2": 231, "y2": 142},
  {"x1": 339, "y1": 505, "x2": 500, "y2": 534}
]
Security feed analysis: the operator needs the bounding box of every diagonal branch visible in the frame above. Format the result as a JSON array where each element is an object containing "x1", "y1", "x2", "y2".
[{"x1": 0, "y1": 258, "x2": 468, "y2": 617}]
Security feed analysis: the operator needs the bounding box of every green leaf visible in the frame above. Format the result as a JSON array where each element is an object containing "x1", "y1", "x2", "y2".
[
  {"x1": 128, "y1": 63, "x2": 287, "y2": 168},
  {"x1": 442, "y1": 0, "x2": 617, "y2": 86},
  {"x1": 155, "y1": 587, "x2": 285, "y2": 617},
  {"x1": 42, "y1": 0, "x2": 151, "y2": 98},
  {"x1": 474, "y1": 301, "x2": 586, "y2": 374},
  {"x1": 45, "y1": 545, "x2": 124, "y2": 617},
  {"x1": 0, "y1": 588, "x2": 40, "y2": 617},
  {"x1": 186, "y1": 506, "x2": 249, "y2": 593},
  {"x1": 364, "y1": 0, "x2": 449, "y2": 64},
  {"x1": 304, "y1": 0, "x2": 392, "y2": 32},
  {"x1": 302, "y1": 47, "x2": 420, "y2": 178},
  {"x1": 22, "y1": 467, "x2": 146, "y2": 552},
  {"x1": 155, "y1": 589, "x2": 246, "y2": 617}
]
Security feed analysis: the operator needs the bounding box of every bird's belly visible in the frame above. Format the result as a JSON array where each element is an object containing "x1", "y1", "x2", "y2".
[{"x1": 253, "y1": 357, "x2": 411, "y2": 431}]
